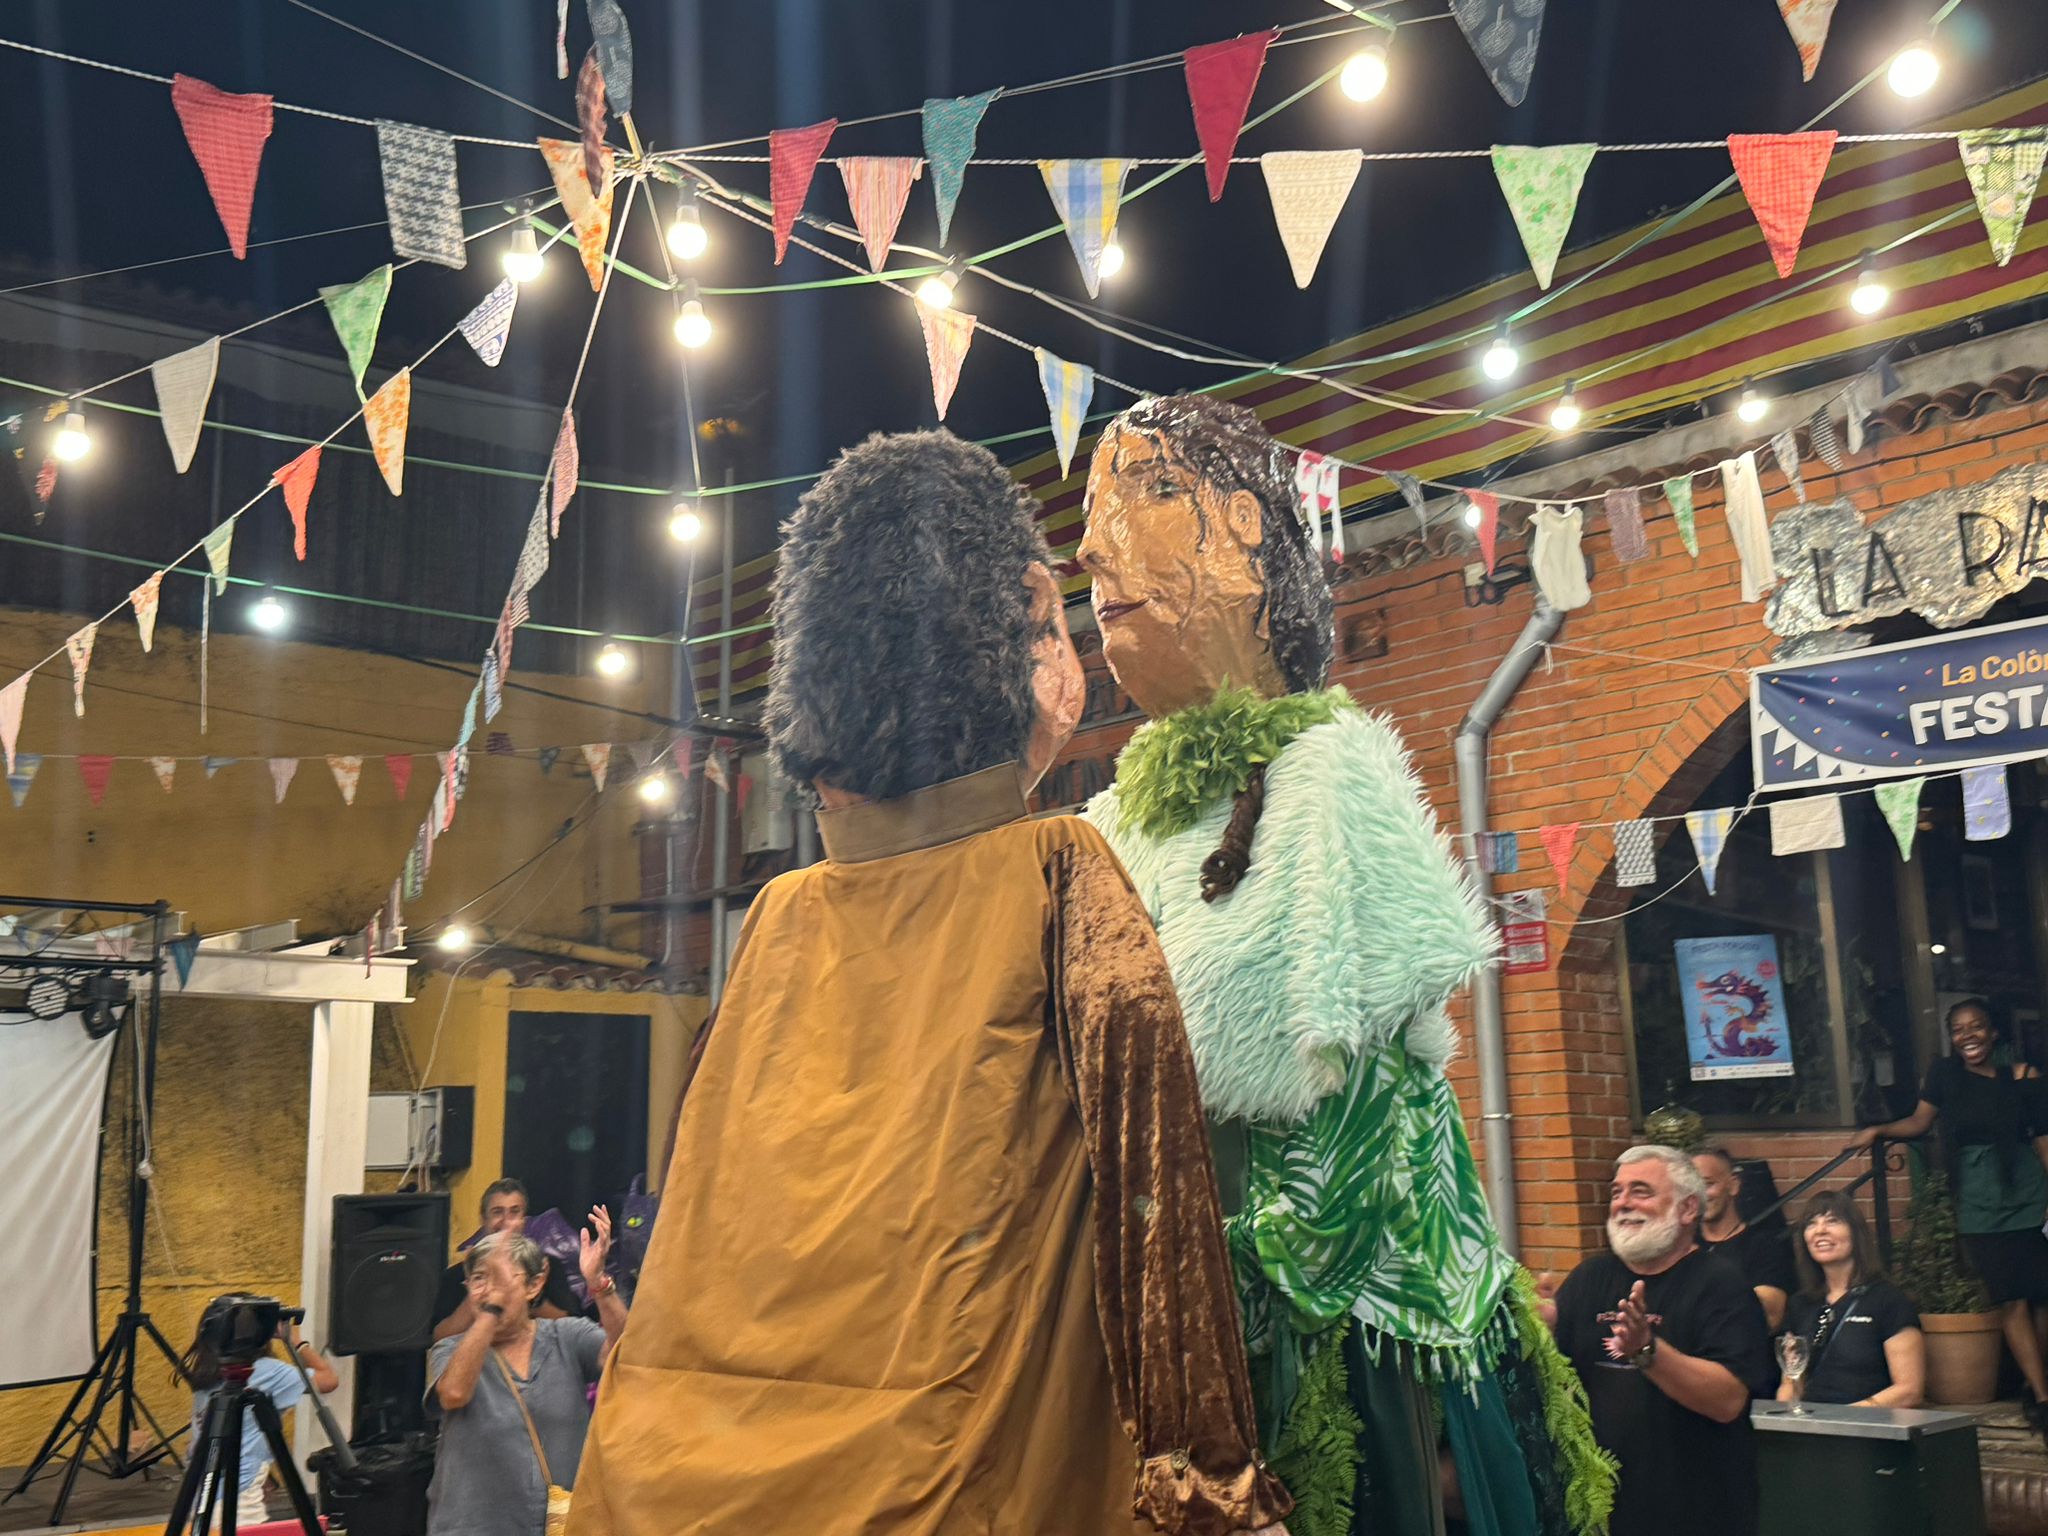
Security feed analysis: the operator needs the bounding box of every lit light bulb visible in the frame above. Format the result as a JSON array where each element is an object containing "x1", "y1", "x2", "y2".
[
  {"x1": 249, "y1": 592, "x2": 289, "y2": 633},
  {"x1": 595, "y1": 640, "x2": 630, "y2": 678},
  {"x1": 1340, "y1": 42, "x2": 1390, "y2": 102},
  {"x1": 1736, "y1": 381, "x2": 1770, "y2": 425},
  {"x1": 1462, "y1": 499, "x2": 1483, "y2": 529},
  {"x1": 503, "y1": 223, "x2": 544, "y2": 284},
  {"x1": 1887, "y1": 40, "x2": 1940, "y2": 98},
  {"x1": 1096, "y1": 239, "x2": 1127, "y2": 282},
  {"x1": 666, "y1": 200, "x2": 708, "y2": 261},
  {"x1": 1929, "y1": 942, "x2": 1948, "y2": 956},
  {"x1": 675, "y1": 280, "x2": 713, "y2": 349},
  {"x1": 669, "y1": 502, "x2": 703, "y2": 543},
  {"x1": 1849, "y1": 251, "x2": 1890, "y2": 316},
  {"x1": 436, "y1": 925, "x2": 472, "y2": 953},
  {"x1": 637, "y1": 774, "x2": 674, "y2": 806},
  {"x1": 916, "y1": 258, "x2": 963, "y2": 309},
  {"x1": 52, "y1": 409, "x2": 91, "y2": 462},
  {"x1": 1549, "y1": 382, "x2": 1583, "y2": 433},
  {"x1": 1480, "y1": 325, "x2": 1519, "y2": 382}
]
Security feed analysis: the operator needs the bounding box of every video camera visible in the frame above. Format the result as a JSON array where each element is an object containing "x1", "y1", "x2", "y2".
[{"x1": 198, "y1": 1295, "x2": 304, "y2": 1367}]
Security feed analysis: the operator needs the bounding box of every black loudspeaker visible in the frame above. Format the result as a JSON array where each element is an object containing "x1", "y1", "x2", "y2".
[{"x1": 330, "y1": 1192, "x2": 449, "y2": 1355}]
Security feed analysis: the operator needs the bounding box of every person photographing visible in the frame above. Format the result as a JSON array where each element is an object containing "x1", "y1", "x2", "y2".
[{"x1": 181, "y1": 1299, "x2": 339, "y2": 1529}]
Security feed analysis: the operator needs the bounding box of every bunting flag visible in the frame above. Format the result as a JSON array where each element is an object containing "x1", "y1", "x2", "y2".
[
  {"x1": 1529, "y1": 505, "x2": 1591, "y2": 610},
  {"x1": 537, "y1": 136, "x2": 616, "y2": 290},
  {"x1": 270, "y1": 757, "x2": 299, "y2": 804},
  {"x1": 0, "y1": 674, "x2": 22, "y2": 775},
  {"x1": 273, "y1": 444, "x2": 321, "y2": 559},
  {"x1": 1391, "y1": 471, "x2": 1428, "y2": 529},
  {"x1": 78, "y1": 755, "x2": 114, "y2": 808},
  {"x1": 550, "y1": 409, "x2": 580, "y2": 537},
  {"x1": 1843, "y1": 371, "x2": 1881, "y2": 456},
  {"x1": 1258, "y1": 150, "x2": 1362, "y2": 288},
  {"x1": 376, "y1": 120, "x2": 467, "y2": 269},
  {"x1": 167, "y1": 930, "x2": 200, "y2": 987},
  {"x1": 839, "y1": 157, "x2": 923, "y2": 272},
  {"x1": 319, "y1": 265, "x2": 393, "y2": 398},
  {"x1": 1491, "y1": 143, "x2": 1597, "y2": 289},
  {"x1": 769, "y1": 119, "x2": 838, "y2": 264},
  {"x1": 129, "y1": 572, "x2": 164, "y2": 652},
  {"x1": 515, "y1": 491, "x2": 551, "y2": 606},
  {"x1": 1614, "y1": 819, "x2": 1656, "y2": 887},
  {"x1": 486, "y1": 730, "x2": 513, "y2": 755},
  {"x1": 672, "y1": 737, "x2": 694, "y2": 778},
  {"x1": 1539, "y1": 822, "x2": 1579, "y2": 890},
  {"x1": 586, "y1": 0, "x2": 635, "y2": 116},
  {"x1": 1449, "y1": 0, "x2": 1544, "y2": 107},
  {"x1": 1875, "y1": 776, "x2": 1925, "y2": 860},
  {"x1": 385, "y1": 752, "x2": 414, "y2": 799},
  {"x1": 1877, "y1": 357, "x2": 1904, "y2": 403},
  {"x1": 170, "y1": 74, "x2": 274, "y2": 259},
  {"x1": 328, "y1": 754, "x2": 362, "y2": 805},
  {"x1": 915, "y1": 300, "x2": 977, "y2": 421},
  {"x1": 64, "y1": 624, "x2": 96, "y2": 718},
  {"x1": 1720, "y1": 452, "x2": 1775, "y2": 602},
  {"x1": 1604, "y1": 486, "x2": 1647, "y2": 563},
  {"x1": 482, "y1": 651, "x2": 504, "y2": 722},
  {"x1": 149, "y1": 756, "x2": 178, "y2": 793},
  {"x1": 1478, "y1": 829, "x2": 1519, "y2": 875},
  {"x1": 1295, "y1": 451, "x2": 1341, "y2": 556},
  {"x1": 922, "y1": 91, "x2": 996, "y2": 247},
  {"x1": 1770, "y1": 794, "x2": 1846, "y2": 854},
  {"x1": 1686, "y1": 807, "x2": 1735, "y2": 895},
  {"x1": 34, "y1": 457, "x2": 57, "y2": 510},
  {"x1": 1034, "y1": 349, "x2": 1094, "y2": 479},
  {"x1": 628, "y1": 740, "x2": 661, "y2": 773},
  {"x1": 1958, "y1": 130, "x2": 2048, "y2": 267},
  {"x1": 555, "y1": 0, "x2": 570, "y2": 79},
  {"x1": 576, "y1": 51, "x2": 610, "y2": 197},
  {"x1": 150, "y1": 336, "x2": 220, "y2": 473},
  {"x1": 1183, "y1": 31, "x2": 1275, "y2": 202},
  {"x1": 1469, "y1": 490, "x2": 1500, "y2": 573},
  {"x1": 538, "y1": 745, "x2": 561, "y2": 775},
  {"x1": 203, "y1": 518, "x2": 235, "y2": 594},
  {"x1": 364, "y1": 368, "x2": 411, "y2": 495},
  {"x1": 403, "y1": 834, "x2": 424, "y2": 901},
  {"x1": 459, "y1": 278, "x2": 518, "y2": 368},
  {"x1": 1808, "y1": 403, "x2": 1845, "y2": 471},
  {"x1": 582, "y1": 742, "x2": 611, "y2": 791},
  {"x1": 203, "y1": 756, "x2": 236, "y2": 778},
  {"x1": 1039, "y1": 159, "x2": 1130, "y2": 298},
  {"x1": 1776, "y1": 0, "x2": 1838, "y2": 81},
  {"x1": 1963, "y1": 765, "x2": 2012, "y2": 841},
  {"x1": 1728, "y1": 131, "x2": 1838, "y2": 278},
  {"x1": 1770, "y1": 427, "x2": 1806, "y2": 504},
  {"x1": 704, "y1": 747, "x2": 730, "y2": 793},
  {"x1": 8, "y1": 754, "x2": 40, "y2": 809}
]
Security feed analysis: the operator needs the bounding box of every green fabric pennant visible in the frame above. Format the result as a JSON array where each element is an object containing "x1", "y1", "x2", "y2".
[
  {"x1": 1663, "y1": 475, "x2": 1698, "y2": 557},
  {"x1": 1491, "y1": 143, "x2": 1596, "y2": 289},
  {"x1": 1959, "y1": 130, "x2": 2047, "y2": 267},
  {"x1": 1113, "y1": 685, "x2": 1356, "y2": 838},
  {"x1": 1875, "y1": 776, "x2": 1926, "y2": 860},
  {"x1": 320, "y1": 264, "x2": 393, "y2": 398}
]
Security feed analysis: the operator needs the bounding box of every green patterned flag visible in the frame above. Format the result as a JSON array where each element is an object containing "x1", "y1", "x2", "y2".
[
  {"x1": 320, "y1": 264, "x2": 393, "y2": 398},
  {"x1": 1959, "y1": 130, "x2": 2047, "y2": 268},
  {"x1": 1875, "y1": 776, "x2": 1926, "y2": 860},
  {"x1": 1664, "y1": 474, "x2": 1698, "y2": 558},
  {"x1": 1491, "y1": 143, "x2": 1596, "y2": 289}
]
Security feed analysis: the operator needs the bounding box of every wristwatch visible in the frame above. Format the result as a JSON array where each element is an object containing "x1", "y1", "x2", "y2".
[{"x1": 1629, "y1": 1334, "x2": 1658, "y2": 1370}]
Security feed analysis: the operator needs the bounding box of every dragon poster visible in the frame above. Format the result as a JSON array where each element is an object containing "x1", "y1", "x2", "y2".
[{"x1": 1676, "y1": 935, "x2": 1795, "y2": 1081}]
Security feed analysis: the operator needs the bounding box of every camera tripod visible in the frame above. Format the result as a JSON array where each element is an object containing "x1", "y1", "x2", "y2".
[{"x1": 163, "y1": 1361, "x2": 321, "y2": 1536}]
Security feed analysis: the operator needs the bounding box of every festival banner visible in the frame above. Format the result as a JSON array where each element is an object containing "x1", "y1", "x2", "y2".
[
  {"x1": 1182, "y1": 31, "x2": 1274, "y2": 202},
  {"x1": 915, "y1": 301, "x2": 976, "y2": 421},
  {"x1": 273, "y1": 444, "x2": 321, "y2": 559},
  {"x1": 839, "y1": 157, "x2": 922, "y2": 273},
  {"x1": 1258, "y1": 150, "x2": 1362, "y2": 288},
  {"x1": 1039, "y1": 159, "x2": 1130, "y2": 298},
  {"x1": 1035, "y1": 349, "x2": 1093, "y2": 479},
  {"x1": 459, "y1": 278, "x2": 518, "y2": 367},
  {"x1": 377, "y1": 120, "x2": 467, "y2": 269},
  {"x1": 770, "y1": 119, "x2": 838, "y2": 264},
  {"x1": 1753, "y1": 614, "x2": 2048, "y2": 790},
  {"x1": 1492, "y1": 143, "x2": 1596, "y2": 290},
  {"x1": 586, "y1": 0, "x2": 635, "y2": 116},
  {"x1": 921, "y1": 90, "x2": 996, "y2": 247},
  {"x1": 364, "y1": 368, "x2": 411, "y2": 495},
  {"x1": 1449, "y1": 0, "x2": 1543, "y2": 107},
  {"x1": 150, "y1": 336, "x2": 220, "y2": 473},
  {"x1": 1776, "y1": 0, "x2": 1838, "y2": 82},
  {"x1": 551, "y1": 409, "x2": 579, "y2": 537},
  {"x1": 538, "y1": 136, "x2": 615, "y2": 290},
  {"x1": 129, "y1": 572, "x2": 164, "y2": 652},
  {"x1": 319, "y1": 265, "x2": 393, "y2": 398},
  {"x1": 1678, "y1": 934, "x2": 1794, "y2": 1081},
  {"x1": 170, "y1": 74, "x2": 274, "y2": 260}
]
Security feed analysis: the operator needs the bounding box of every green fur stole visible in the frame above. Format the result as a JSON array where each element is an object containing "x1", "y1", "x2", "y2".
[{"x1": 1113, "y1": 686, "x2": 1357, "y2": 839}]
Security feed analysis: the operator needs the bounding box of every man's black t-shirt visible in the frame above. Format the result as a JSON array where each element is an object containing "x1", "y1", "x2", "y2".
[
  {"x1": 1554, "y1": 1246, "x2": 1771, "y2": 1536},
  {"x1": 429, "y1": 1251, "x2": 585, "y2": 1328},
  {"x1": 1781, "y1": 1281, "x2": 1920, "y2": 1405},
  {"x1": 1702, "y1": 1222, "x2": 1799, "y2": 1305}
]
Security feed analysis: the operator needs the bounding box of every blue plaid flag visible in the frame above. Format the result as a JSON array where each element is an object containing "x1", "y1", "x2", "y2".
[
  {"x1": 1964, "y1": 765, "x2": 2011, "y2": 841},
  {"x1": 1038, "y1": 159, "x2": 1129, "y2": 297},
  {"x1": 1035, "y1": 349, "x2": 1095, "y2": 479},
  {"x1": 1686, "y1": 807, "x2": 1735, "y2": 895}
]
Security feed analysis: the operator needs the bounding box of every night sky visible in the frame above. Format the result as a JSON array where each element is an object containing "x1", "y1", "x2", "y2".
[{"x1": 3, "y1": 0, "x2": 2045, "y2": 630}]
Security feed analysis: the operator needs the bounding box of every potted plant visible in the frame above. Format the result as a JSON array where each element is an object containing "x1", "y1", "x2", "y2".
[{"x1": 1893, "y1": 1169, "x2": 2002, "y2": 1404}]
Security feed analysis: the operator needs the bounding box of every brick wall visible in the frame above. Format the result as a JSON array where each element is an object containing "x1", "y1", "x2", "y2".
[{"x1": 1044, "y1": 387, "x2": 2048, "y2": 1276}]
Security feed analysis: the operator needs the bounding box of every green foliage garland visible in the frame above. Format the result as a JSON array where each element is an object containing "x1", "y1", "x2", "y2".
[{"x1": 1113, "y1": 686, "x2": 1356, "y2": 839}]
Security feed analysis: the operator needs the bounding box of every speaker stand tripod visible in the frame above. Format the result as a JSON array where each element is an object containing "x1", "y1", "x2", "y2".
[{"x1": 164, "y1": 1362, "x2": 320, "y2": 1536}]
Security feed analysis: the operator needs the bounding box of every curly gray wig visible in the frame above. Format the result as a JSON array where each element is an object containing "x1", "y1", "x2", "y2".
[{"x1": 764, "y1": 430, "x2": 1055, "y2": 805}]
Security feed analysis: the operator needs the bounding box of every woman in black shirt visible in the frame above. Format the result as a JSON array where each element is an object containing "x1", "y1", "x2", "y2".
[{"x1": 1776, "y1": 1191, "x2": 1924, "y2": 1409}]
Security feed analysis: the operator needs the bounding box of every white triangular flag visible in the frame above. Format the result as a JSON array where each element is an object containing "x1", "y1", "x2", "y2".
[
  {"x1": 582, "y1": 742, "x2": 611, "y2": 791},
  {"x1": 150, "y1": 337, "x2": 220, "y2": 474},
  {"x1": 1770, "y1": 794, "x2": 1844, "y2": 854},
  {"x1": 328, "y1": 754, "x2": 362, "y2": 805},
  {"x1": 0, "y1": 674, "x2": 23, "y2": 775},
  {"x1": 130, "y1": 571, "x2": 165, "y2": 653},
  {"x1": 1258, "y1": 150, "x2": 1362, "y2": 288},
  {"x1": 269, "y1": 756, "x2": 298, "y2": 803},
  {"x1": 838, "y1": 156, "x2": 923, "y2": 273},
  {"x1": 458, "y1": 278, "x2": 518, "y2": 367},
  {"x1": 148, "y1": 756, "x2": 178, "y2": 793},
  {"x1": 65, "y1": 623, "x2": 96, "y2": 718},
  {"x1": 915, "y1": 300, "x2": 976, "y2": 421}
]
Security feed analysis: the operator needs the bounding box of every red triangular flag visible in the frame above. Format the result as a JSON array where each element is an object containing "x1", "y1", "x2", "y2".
[
  {"x1": 1728, "y1": 131, "x2": 1837, "y2": 279},
  {"x1": 1183, "y1": 31, "x2": 1276, "y2": 202},
  {"x1": 672, "y1": 737, "x2": 695, "y2": 778},
  {"x1": 272, "y1": 444, "x2": 321, "y2": 562},
  {"x1": 171, "y1": 75, "x2": 275, "y2": 260},
  {"x1": 1540, "y1": 822, "x2": 1580, "y2": 890},
  {"x1": 384, "y1": 752, "x2": 414, "y2": 799},
  {"x1": 79, "y1": 754, "x2": 115, "y2": 807},
  {"x1": 1468, "y1": 491, "x2": 1500, "y2": 573},
  {"x1": 770, "y1": 119, "x2": 838, "y2": 264}
]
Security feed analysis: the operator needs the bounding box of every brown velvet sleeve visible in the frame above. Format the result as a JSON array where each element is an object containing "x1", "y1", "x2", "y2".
[{"x1": 1045, "y1": 842, "x2": 1293, "y2": 1536}]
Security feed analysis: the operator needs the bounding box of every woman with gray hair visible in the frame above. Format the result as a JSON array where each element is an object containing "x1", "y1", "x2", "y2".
[{"x1": 428, "y1": 1209, "x2": 626, "y2": 1536}]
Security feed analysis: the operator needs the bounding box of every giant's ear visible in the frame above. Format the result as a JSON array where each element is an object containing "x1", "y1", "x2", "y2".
[
  {"x1": 1024, "y1": 559, "x2": 1061, "y2": 625},
  {"x1": 1022, "y1": 562, "x2": 1084, "y2": 785},
  {"x1": 1224, "y1": 487, "x2": 1265, "y2": 551}
]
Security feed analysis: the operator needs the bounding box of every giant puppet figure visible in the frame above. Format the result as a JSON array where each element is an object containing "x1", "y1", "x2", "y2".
[
  {"x1": 1078, "y1": 397, "x2": 1615, "y2": 1536},
  {"x1": 569, "y1": 431, "x2": 1291, "y2": 1536}
]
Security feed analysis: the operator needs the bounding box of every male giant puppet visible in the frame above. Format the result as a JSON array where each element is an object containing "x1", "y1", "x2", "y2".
[
  {"x1": 1078, "y1": 397, "x2": 1615, "y2": 1536},
  {"x1": 569, "y1": 431, "x2": 1291, "y2": 1536}
]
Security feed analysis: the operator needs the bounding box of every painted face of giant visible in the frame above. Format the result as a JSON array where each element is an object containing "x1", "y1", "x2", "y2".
[{"x1": 1077, "y1": 422, "x2": 1287, "y2": 719}]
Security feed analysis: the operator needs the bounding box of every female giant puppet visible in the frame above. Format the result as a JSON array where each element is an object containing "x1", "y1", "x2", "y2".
[
  {"x1": 1078, "y1": 397, "x2": 1614, "y2": 1536},
  {"x1": 569, "y1": 431, "x2": 1291, "y2": 1536}
]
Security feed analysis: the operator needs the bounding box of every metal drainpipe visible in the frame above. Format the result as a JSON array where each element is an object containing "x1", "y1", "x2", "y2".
[{"x1": 1453, "y1": 597, "x2": 1563, "y2": 1257}]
